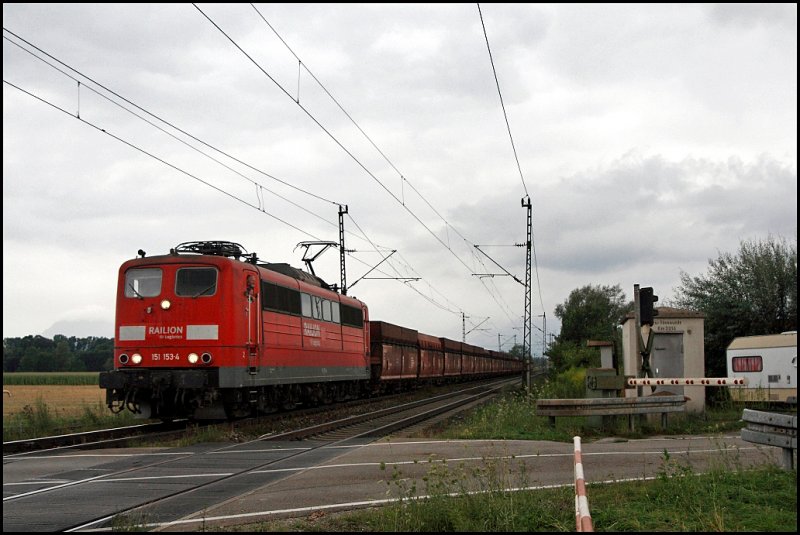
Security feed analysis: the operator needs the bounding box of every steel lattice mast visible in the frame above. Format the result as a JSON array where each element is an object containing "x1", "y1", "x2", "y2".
[
  {"x1": 522, "y1": 196, "x2": 532, "y2": 388},
  {"x1": 339, "y1": 205, "x2": 348, "y2": 295}
]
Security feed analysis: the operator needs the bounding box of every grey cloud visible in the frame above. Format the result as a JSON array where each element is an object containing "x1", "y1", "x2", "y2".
[
  {"x1": 448, "y1": 153, "x2": 796, "y2": 278},
  {"x1": 708, "y1": 4, "x2": 797, "y2": 30}
]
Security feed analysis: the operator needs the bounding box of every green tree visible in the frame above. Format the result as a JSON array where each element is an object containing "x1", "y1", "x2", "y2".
[
  {"x1": 4, "y1": 334, "x2": 113, "y2": 372},
  {"x1": 67, "y1": 354, "x2": 87, "y2": 372},
  {"x1": 673, "y1": 236, "x2": 797, "y2": 377},
  {"x1": 52, "y1": 338, "x2": 72, "y2": 372},
  {"x1": 6, "y1": 335, "x2": 55, "y2": 372},
  {"x1": 549, "y1": 284, "x2": 632, "y2": 373},
  {"x1": 508, "y1": 343, "x2": 524, "y2": 359},
  {"x1": 18, "y1": 347, "x2": 49, "y2": 372},
  {"x1": 555, "y1": 284, "x2": 630, "y2": 343},
  {"x1": 547, "y1": 340, "x2": 600, "y2": 371},
  {"x1": 3, "y1": 338, "x2": 24, "y2": 372}
]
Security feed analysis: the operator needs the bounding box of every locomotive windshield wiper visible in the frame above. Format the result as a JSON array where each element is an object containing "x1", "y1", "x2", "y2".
[
  {"x1": 191, "y1": 284, "x2": 216, "y2": 298},
  {"x1": 128, "y1": 283, "x2": 144, "y2": 300}
]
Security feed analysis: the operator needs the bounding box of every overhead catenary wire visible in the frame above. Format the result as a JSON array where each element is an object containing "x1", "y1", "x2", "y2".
[
  {"x1": 3, "y1": 30, "x2": 481, "y2": 333},
  {"x1": 261, "y1": 5, "x2": 506, "y2": 264},
  {"x1": 5, "y1": 11, "x2": 529, "y2": 342},
  {"x1": 195, "y1": 6, "x2": 511, "y2": 290},
  {"x1": 4, "y1": 31, "x2": 482, "y2": 328},
  {"x1": 7, "y1": 70, "x2": 475, "y2": 322},
  {"x1": 470, "y1": 250, "x2": 519, "y2": 324},
  {"x1": 347, "y1": 214, "x2": 464, "y2": 316},
  {"x1": 3, "y1": 78, "x2": 324, "y2": 242},
  {"x1": 348, "y1": 213, "x2": 478, "y2": 319},
  {"x1": 2, "y1": 29, "x2": 394, "y2": 250},
  {"x1": 6, "y1": 38, "x2": 336, "y2": 229},
  {"x1": 212, "y1": 5, "x2": 529, "y2": 331},
  {"x1": 2, "y1": 27, "x2": 342, "y2": 209},
  {"x1": 531, "y1": 225, "x2": 546, "y2": 313},
  {"x1": 251, "y1": 4, "x2": 467, "y2": 242},
  {"x1": 476, "y1": 3, "x2": 529, "y2": 198},
  {"x1": 345, "y1": 218, "x2": 478, "y2": 320},
  {"x1": 477, "y1": 4, "x2": 546, "y2": 315}
]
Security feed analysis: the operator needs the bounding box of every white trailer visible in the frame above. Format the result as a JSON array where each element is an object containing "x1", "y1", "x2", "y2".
[{"x1": 726, "y1": 331, "x2": 797, "y2": 403}]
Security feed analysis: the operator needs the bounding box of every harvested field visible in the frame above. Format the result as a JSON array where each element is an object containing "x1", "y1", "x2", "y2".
[{"x1": 2, "y1": 385, "x2": 107, "y2": 418}]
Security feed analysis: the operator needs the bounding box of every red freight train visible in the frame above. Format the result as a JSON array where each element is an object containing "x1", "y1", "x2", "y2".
[{"x1": 100, "y1": 241, "x2": 522, "y2": 420}]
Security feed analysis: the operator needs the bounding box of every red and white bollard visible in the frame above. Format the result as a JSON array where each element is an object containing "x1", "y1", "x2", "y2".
[{"x1": 574, "y1": 436, "x2": 593, "y2": 532}]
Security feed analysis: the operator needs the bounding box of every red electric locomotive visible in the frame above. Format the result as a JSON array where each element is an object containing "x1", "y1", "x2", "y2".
[
  {"x1": 100, "y1": 241, "x2": 369, "y2": 419},
  {"x1": 100, "y1": 240, "x2": 523, "y2": 420}
]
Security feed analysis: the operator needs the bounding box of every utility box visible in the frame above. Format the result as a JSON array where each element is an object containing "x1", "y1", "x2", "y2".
[
  {"x1": 621, "y1": 307, "x2": 706, "y2": 413},
  {"x1": 585, "y1": 368, "x2": 623, "y2": 428},
  {"x1": 586, "y1": 372, "x2": 628, "y2": 393}
]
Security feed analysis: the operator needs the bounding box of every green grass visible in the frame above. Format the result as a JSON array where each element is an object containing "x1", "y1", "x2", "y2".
[
  {"x1": 222, "y1": 456, "x2": 795, "y2": 532},
  {"x1": 591, "y1": 461, "x2": 796, "y2": 531},
  {"x1": 2, "y1": 396, "x2": 142, "y2": 441},
  {"x1": 3, "y1": 372, "x2": 100, "y2": 385},
  {"x1": 431, "y1": 389, "x2": 747, "y2": 443}
]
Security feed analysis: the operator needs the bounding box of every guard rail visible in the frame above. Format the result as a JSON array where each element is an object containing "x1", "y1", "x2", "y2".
[
  {"x1": 536, "y1": 396, "x2": 686, "y2": 431},
  {"x1": 740, "y1": 408, "x2": 797, "y2": 470}
]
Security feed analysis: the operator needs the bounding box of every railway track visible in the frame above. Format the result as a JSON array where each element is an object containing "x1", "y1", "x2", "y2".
[
  {"x1": 2, "y1": 420, "x2": 190, "y2": 455},
  {"x1": 264, "y1": 378, "x2": 511, "y2": 441},
  {"x1": 3, "y1": 378, "x2": 516, "y2": 532},
  {"x1": 3, "y1": 377, "x2": 518, "y2": 455}
]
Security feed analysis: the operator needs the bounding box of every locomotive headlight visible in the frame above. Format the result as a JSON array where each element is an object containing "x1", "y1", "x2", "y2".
[
  {"x1": 201, "y1": 352, "x2": 213, "y2": 365},
  {"x1": 160, "y1": 299, "x2": 171, "y2": 310},
  {"x1": 119, "y1": 353, "x2": 129, "y2": 365},
  {"x1": 188, "y1": 353, "x2": 199, "y2": 364},
  {"x1": 131, "y1": 353, "x2": 143, "y2": 365}
]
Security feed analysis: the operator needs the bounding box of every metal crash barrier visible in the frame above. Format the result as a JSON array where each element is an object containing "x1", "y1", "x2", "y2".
[
  {"x1": 536, "y1": 396, "x2": 686, "y2": 431},
  {"x1": 741, "y1": 409, "x2": 797, "y2": 470}
]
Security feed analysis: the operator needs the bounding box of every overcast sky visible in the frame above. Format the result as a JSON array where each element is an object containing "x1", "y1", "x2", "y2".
[{"x1": 3, "y1": 4, "x2": 797, "y2": 355}]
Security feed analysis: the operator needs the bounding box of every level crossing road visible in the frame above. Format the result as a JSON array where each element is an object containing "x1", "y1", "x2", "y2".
[{"x1": 3, "y1": 432, "x2": 781, "y2": 532}]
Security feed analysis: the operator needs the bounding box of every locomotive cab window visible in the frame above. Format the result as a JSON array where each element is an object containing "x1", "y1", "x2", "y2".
[
  {"x1": 125, "y1": 268, "x2": 162, "y2": 298},
  {"x1": 176, "y1": 268, "x2": 218, "y2": 297}
]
